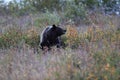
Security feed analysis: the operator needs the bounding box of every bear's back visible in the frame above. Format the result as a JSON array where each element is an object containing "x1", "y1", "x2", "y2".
[{"x1": 40, "y1": 26, "x2": 52, "y2": 43}]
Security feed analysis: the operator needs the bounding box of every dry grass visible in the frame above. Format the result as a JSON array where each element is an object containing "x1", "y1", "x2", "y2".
[{"x1": 0, "y1": 46, "x2": 92, "y2": 80}]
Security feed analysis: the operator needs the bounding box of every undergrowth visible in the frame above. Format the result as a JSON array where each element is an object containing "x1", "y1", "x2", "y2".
[{"x1": 0, "y1": 14, "x2": 120, "y2": 80}]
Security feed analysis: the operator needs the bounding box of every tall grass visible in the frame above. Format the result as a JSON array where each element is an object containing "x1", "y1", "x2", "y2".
[{"x1": 0, "y1": 13, "x2": 120, "y2": 80}]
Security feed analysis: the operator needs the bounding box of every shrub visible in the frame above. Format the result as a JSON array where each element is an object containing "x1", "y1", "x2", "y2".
[
  {"x1": 65, "y1": 25, "x2": 80, "y2": 49},
  {"x1": 0, "y1": 28, "x2": 23, "y2": 48},
  {"x1": 64, "y1": 1, "x2": 87, "y2": 23},
  {"x1": 34, "y1": 11, "x2": 61, "y2": 27},
  {"x1": 24, "y1": 27, "x2": 39, "y2": 48}
]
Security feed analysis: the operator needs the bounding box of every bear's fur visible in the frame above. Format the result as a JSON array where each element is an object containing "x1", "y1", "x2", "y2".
[{"x1": 40, "y1": 24, "x2": 66, "y2": 50}]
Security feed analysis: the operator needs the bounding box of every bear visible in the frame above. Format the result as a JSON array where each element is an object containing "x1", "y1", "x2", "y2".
[{"x1": 39, "y1": 24, "x2": 66, "y2": 50}]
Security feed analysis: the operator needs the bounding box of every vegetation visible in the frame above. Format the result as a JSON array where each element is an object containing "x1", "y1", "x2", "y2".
[{"x1": 0, "y1": 0, "x2": 120, "y2": 80}]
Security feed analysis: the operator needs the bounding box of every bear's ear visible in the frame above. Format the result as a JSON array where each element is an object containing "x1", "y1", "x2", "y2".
[{"x1": 52, "y1": 24, "x2": 56, "y2": 29}]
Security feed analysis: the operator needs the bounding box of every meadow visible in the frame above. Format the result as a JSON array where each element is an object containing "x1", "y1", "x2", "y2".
[{"x1": 0, "y1": 13, "x2": 120, "y2": 80}]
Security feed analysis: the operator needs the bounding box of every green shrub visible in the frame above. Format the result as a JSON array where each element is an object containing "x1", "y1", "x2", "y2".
[
  {"x1": 0, "y1": 28, "x2": 23, "y2": 48},
  {"x1": 34, "y1": 11, "x2": 61, "y2": 27},
  {"x1": 60, "y1": 35, "x2": 68, "y2": 49},
  {"x1": 64, "y1": 1, "x2": 87, "y2": 22}
]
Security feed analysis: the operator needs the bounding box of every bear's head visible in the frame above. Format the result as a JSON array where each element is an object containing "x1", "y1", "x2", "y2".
[
  {"x1": 45, "y1": 24, "x2": 66, "y2": 40},
  {"x1": 51, "y1": 24, "x2": 66, "y2": 36}
]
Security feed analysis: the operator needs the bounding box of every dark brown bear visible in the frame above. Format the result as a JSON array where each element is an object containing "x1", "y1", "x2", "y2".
[{"x1": 39, "y1": 24, "x2": 66, "y2": 50}]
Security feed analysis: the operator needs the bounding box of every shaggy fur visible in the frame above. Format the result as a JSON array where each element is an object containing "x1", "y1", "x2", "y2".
[{"x1": 40, "y1": 24, "x2": 66, "y2": 50}]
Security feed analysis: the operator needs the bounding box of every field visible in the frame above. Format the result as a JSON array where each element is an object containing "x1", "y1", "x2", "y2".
[{"x1": 0, "y1": 13, "x2": 120, "y2": 80}]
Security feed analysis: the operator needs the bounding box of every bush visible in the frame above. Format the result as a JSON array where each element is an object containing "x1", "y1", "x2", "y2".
[
  {"x1": 34, "y1": 11, "x2": 61, "y2": 27},
  {"x1": 64, "y1": 1, "x2": 87, "y2": 22},
  {"x1": 65, "y1": 25, "x2": 80, "y2": 49},
  {"x1": 24, "y1": 27, "x2": 39, "y2": 48},
  {"x1": 0, "y1": 28, "x2": 23, "y2": 48}
]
